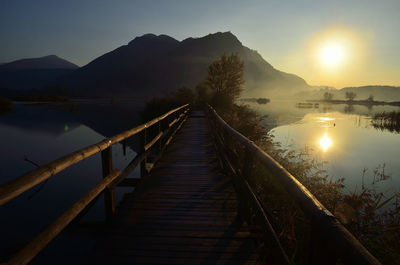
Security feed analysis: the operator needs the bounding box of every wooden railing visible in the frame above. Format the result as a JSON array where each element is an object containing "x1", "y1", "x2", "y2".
[
  {"x1": 206, "y1": 105, "x2": 381, "y2": 265},
  {"x1": 0, "y1": 104, "x2": 190, "y2": 265}
]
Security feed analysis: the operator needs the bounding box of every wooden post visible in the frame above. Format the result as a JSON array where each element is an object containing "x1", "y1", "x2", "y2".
[
  {"x1": 140, "y1": 128, "x2": 147, "y2": 177},
  {"x1": 101, "y1": 146, "x2": 115, "y2": 222},
  {"x1": 158, "y1": 121, "x2": 162, "y2": 152},
  {"x1": 122, "y1": 139, "x2": 127, "y2": 156}
]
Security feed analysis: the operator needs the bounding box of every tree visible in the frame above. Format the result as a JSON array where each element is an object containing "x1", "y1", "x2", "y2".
[
  {"x1": 367, "y1": 94, "x2": 374, "y2": 101},
  {"x1": 206, "y1": 54, "x2": 244, "y2": 107},
  {"x1": 345, "y1": 91, "x2": 356, "y2": 101},
  {"x1": 323, "y1": 92, "x2": 334, "y2": 101},
  {"x1": 200, "y1": 54, "x2": 267, "y2": 142}
]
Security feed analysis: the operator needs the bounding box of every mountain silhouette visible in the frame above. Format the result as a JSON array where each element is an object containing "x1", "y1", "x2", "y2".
[
  {"x1": 0, "y1": 55, "x2": 79, "y2": 70},
  {"x1": 0, "y1": 55, "x2": 78, "y2": 90},
  {"x1": 62, "y1": 32, "x2": 310, "y2": 98}
]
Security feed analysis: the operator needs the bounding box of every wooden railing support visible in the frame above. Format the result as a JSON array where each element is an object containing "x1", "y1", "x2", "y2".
[
  {"x1": 101, "y1": 146, "x2": 115, "y2": 222},
  {"x1": 122, "y1": 139, "x2": 127, "y2": 156},
  {"x1": 0, "y1": 104, "x2": 190, "y2": 265},
  {"x1": 0, "y1": 104, "x2": 189, "y2": 207},
  {"x1": 5, "y1": 170, "x2": 120, "y2": 265},
  {"x1": 205, "y1": 104, "x2": 381, "y2": 265},
  {"x1": 158, "y1": 120, "x2": 162, "y2": 151},
  {"x1": 140, "y1": 128, "x2": 147, "y2": 177}
]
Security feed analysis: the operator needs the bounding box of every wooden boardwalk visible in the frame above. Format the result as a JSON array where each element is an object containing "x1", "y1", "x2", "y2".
[{"x1": 90, "y1": 110, "x2": 259, "y2": 265}]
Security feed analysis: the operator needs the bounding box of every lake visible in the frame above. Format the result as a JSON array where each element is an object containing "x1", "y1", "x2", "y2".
[
  {"x1": 1, "y1": 99, "x2": 399, "y2": 264},
  {"x1": 0, "y1": 100, "x2": 143, "y2": 264},
  {"x1": 248, "y1": 100, "x2": 400, "y2": 195}
]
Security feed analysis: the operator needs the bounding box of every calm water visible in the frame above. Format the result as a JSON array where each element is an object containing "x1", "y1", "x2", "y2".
[
  {"x1": 249, "y1": 100, "x2": 400, "y2": 194},
  {"x1": 0, "y1": 100, "x2": 143, "y2": 264}
]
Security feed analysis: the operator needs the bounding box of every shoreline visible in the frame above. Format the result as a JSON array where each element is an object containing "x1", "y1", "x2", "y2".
[{"x1": 306, "y1": 99, "x2": 400, "y2": 106}]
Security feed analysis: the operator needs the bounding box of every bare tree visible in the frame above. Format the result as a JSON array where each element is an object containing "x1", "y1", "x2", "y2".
[
  {"x1": 323, "y1": 92, "x2": 334, "y2": 101},
  {"x1": 345, "y1": 91, "x2": 357, "y2": 101}
]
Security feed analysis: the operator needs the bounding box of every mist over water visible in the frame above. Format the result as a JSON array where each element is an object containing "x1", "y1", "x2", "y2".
[{"x1": 247, "y1": 100, "x2": 400, "y2": 195}]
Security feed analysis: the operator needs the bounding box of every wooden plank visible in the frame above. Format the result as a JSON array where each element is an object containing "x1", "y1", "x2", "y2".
[{"x1": 89, "y1": 110, "x2": 259, "y2": 264}]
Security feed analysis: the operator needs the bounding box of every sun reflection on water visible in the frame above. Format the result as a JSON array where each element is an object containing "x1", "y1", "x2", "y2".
[
  {"x1": 319, "y1": 133, "x2": 333, "y2": 152},
  {"x1": 318, "y1": 117, "x2": 334, "y2": 122}
]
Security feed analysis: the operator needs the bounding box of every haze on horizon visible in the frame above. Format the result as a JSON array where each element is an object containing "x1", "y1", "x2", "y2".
[{"x1": 1, "y1": 0, "x2": 399, "y2": 89}]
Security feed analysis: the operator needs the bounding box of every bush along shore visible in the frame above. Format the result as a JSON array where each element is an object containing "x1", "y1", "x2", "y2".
[{"x1": 371, "y1": 111, "x2": 400, "y2": 134}]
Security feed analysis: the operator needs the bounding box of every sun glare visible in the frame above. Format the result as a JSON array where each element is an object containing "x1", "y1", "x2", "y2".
[
  {"x1": 309, "y1": 27, "x2": 365, "y2": 76},
  {"x1": 319, "y1": 134, "x2": 333, "y2": 152},
  {"x1": 319, "y1": 43, "x2": 344, "y2": 67}
]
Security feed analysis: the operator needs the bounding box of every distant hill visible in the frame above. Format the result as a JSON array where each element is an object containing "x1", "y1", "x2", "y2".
[
  {"x1": 0, "y1": 55, "x2": 78, "y2": 70},
  {"x1": 339, "y1": 86, "x2": 400, "y2": 101},
  {"x1": 61, "y1": 32, "x2": 310, "y2": 98},
  {"x1": 0, "y1": 55, "x2": 78, "y2": 90}
]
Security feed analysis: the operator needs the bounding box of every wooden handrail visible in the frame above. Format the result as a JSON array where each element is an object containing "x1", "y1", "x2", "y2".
[
  {"x1": 206, "y1": 104, "x2": 381, "y2": 265},
  {"x1": 0, "y1": 104, "x2": 189, "y2": 206},
  {"x1": 6, "y1": 170, "x2": 121, "y2": 265},
  {"x1": 1, "y1": 104, "x2": 190, "y2": 265}
]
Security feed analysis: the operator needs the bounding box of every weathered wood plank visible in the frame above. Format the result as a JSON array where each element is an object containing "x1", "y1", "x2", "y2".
[{"x1": 89, "y1": 110, "x2": 260, "y2": 264}]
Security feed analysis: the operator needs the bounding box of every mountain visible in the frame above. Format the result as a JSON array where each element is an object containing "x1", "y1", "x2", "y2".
[
  {"x1": 61, "y1": 32, "x2": 310, "y2": 98},
  {"x1": 0, "y1": 55, "x2": 79, "y2": 70},
  {"x1": 0, "y1": 55, "x2": 79, "y2": 90}
]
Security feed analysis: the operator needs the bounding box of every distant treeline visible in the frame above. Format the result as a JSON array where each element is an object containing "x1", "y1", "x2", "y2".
[
  {"x1": 239, "y1": 97, "x2": 270, "y2": 104},
  {"x1": 308, "y1": 98, "x2": 400, "y2": 106},
  {"x1": 296, "y1": 85, "x2": 400, "y2": 102}
]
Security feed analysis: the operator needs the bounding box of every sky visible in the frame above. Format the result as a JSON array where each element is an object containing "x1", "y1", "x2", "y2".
[{"x1": 1, "y1": 0, "x2": 399, "y2": 88}]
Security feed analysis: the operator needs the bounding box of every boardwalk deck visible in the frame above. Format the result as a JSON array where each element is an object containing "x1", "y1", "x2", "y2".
[{"x1": 90, "y1": 110, "x2": 260, "y2": 265}]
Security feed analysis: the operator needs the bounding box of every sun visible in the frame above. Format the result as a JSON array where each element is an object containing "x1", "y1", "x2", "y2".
[
  {"x1": 319, "y1": 42, "x2": 345, "y2": 67},
  {"x1": 317, "y1": 40, "x2": 348, "y2": 70},
  {"x1": 308, "y1": 27, "x2": 364, "y2": 74}
]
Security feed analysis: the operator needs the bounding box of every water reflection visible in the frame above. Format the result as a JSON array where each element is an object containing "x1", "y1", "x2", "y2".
[
  {"x1": 269, "y1": 111, "x2": 400, "y2": 195},
  {"x1": 0, "y1": 101, "x2": 144, "y2": 264},
  {"x1": 248, "y1": 100, "x2": 400, "y2": 132},
  {"x1": 319, "y1": 133, "x2": 333, "y2": 152}
]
